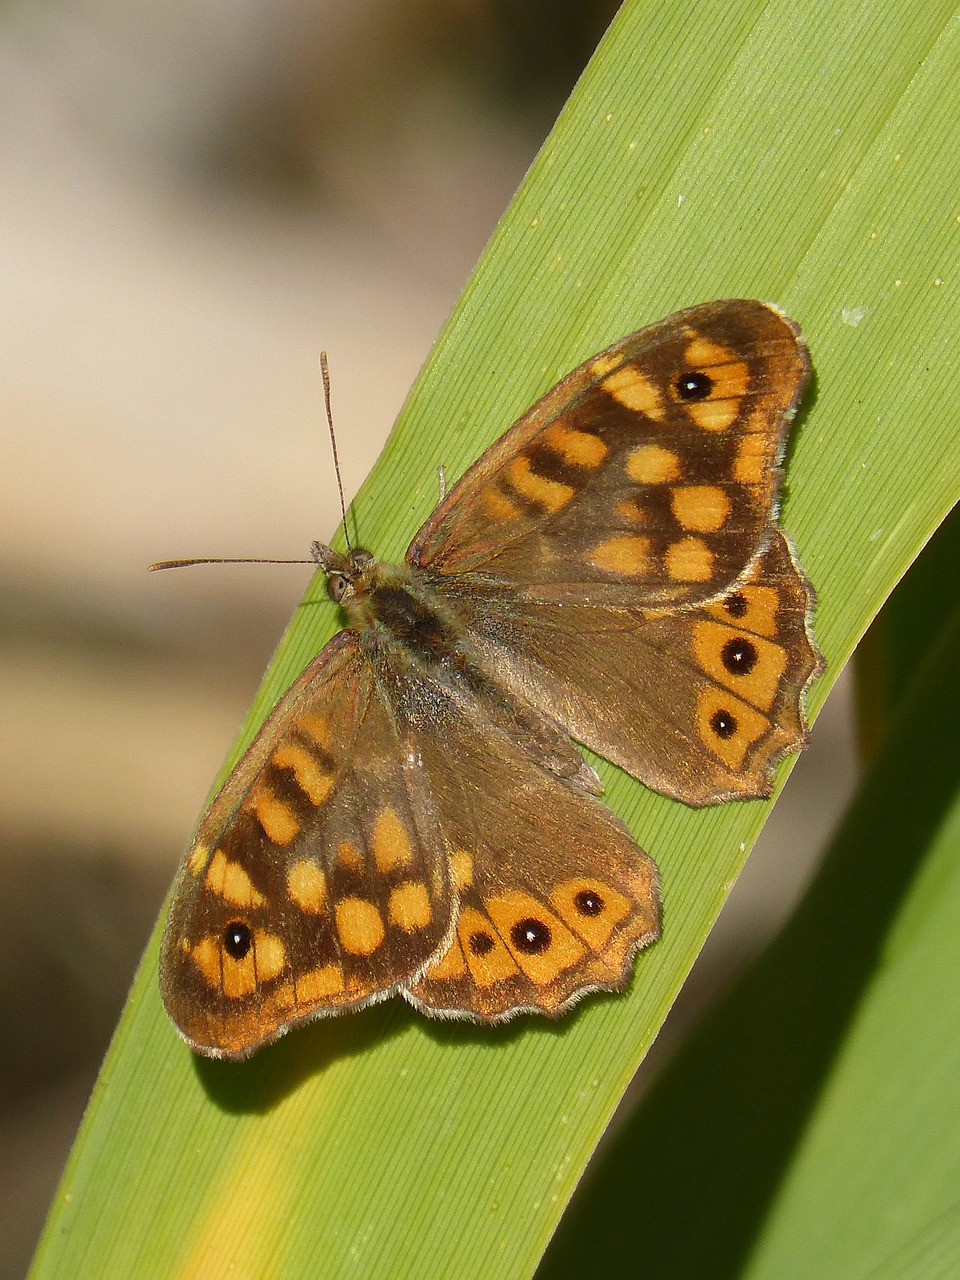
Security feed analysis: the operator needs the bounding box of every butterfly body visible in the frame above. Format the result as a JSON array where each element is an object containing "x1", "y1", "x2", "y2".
[
  {"x1": 316, "y1": 544, "x2": 605, "y2": 796},
  {"x1": 161, "y1": 300, "x2": 821, "y2": 1058}
]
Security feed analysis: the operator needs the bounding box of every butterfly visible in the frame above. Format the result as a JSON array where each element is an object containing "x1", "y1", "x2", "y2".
[{"x1": 160, "y1": 299, "x2": 821, "y2": 1059}]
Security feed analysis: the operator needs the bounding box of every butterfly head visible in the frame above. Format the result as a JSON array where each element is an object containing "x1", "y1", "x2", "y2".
[{"x1": 310, "y1": 542, "x2": 378, "y2": 608}]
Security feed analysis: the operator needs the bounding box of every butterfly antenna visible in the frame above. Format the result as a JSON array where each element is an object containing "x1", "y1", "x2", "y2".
[
  {"x1": 149, "y1": 556, "x2": 316, "y2": 571},
  {"x1": 320, "y1": 351, "x2": 351, "y2": 551}
]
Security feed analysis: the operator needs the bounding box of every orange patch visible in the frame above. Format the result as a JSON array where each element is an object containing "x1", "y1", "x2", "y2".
[
  {"x1": 486, "y1": 891, "x2": 585, "y2": 984},
  {"x1": 337, "y1": 840, "x2": 364, "y2": 871},
  {"x1": 626, "y1": 443, "x2": 681, "y2": 484},
  {"x1": 665, "y1": 537, "x2": 714, "y2": 582},
  {"x1": 480, "y1": 485, "x2": 520, "y2": 522},
  {"x1": 733, "y1": 430, "x2": 768, "y2": 485},
  {"x1": 388, "y1": 881, "x2": 432, "y2": 932},
  {"x1": 507, "y1": 455, "x2": 575, "y2": 512},
  {"x1": 451, "y1": 849, "x2": 474, "y2": 890},
  {"x1": 589, "y1": 534, "x2": 652, "y2": 576},
  {"x1": 205, "y1": 849, "x2": 265, "y2": 908},
  {"x1": 271, "y1": 741, "x2": 334, "y2": 805},
  {"x1": 542, "y1": 420, "x2": 608, "y2": 468},
  {"x1": 247, "y1": 786, "x2": 300, "y2": 846},
  {"x1": 602, "y1": 365, "x2": 664, "y2": 420},
  {"x1": 336, "y1": 898, "x2": 385, "y2": 955},
  {"x1": 696, "y1": 687, "x2": 769, "y2": 771},
  {"x1": 691, "y1": 621, "x2": 787, "y2": 711},
  {"x1": 457, "y1": 908, "x2": 519, "y2": 987},
  {"x1": 670, "y1": 485, "x2": 731, "y2": 532},
  {"x1": 297, "y1": 963, "x2": 344, "y2": 1002},
  {"x1": 550, "y1": 877, "x2": 632, "y2": 951},
  {"x1": 287, "y1": 859, "x2": 327, "y2": 913},
  {"x1": 373, "y1": 807, "x2": 413, "y2": 872}
]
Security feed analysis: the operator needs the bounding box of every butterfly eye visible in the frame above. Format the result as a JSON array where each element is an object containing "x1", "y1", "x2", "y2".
[
  {"x1": 223, "y1": 921, "x2": 252, "y2": 960},
  {"x1": 326, "y1": 572, "x2": 349, "y2": 603},
  {"x1": 674, "y1": 370, "x2": 714, "y2": 401}
]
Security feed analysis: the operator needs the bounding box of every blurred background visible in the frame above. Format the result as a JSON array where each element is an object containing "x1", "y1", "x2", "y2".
[{"x1": 0, "y1": 2, "x2": 857, "y2": 1273}]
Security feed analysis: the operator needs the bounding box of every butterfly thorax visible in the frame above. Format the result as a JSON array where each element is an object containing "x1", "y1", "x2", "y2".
[
  {"x1": 315, "y1": 544, "x2": 455, "y2": 657},
  {"x1": 313, "y1": 542, "x2": 600, "y2": 792}
]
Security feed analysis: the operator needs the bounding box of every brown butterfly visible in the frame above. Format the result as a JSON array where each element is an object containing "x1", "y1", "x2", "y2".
[{"x1": 160, "y1": 299, "x2": 821, "y2": 1059}]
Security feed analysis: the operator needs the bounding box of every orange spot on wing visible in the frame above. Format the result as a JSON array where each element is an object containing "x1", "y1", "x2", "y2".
[
  {"x1": 204, "y1": 849, "x2": 266, "y2": 907},
  {"x1": 287, "y1": 859, "x2": 327, "y2": 913},
  {"x1": 247, "y1": 786, "x2": 300, "y2": 846},
  {"x1": 373, "y1": 807, "x2": 414, "y2": 872},
  {"x1": 486, "y1": 891, "x2": 585, "y2": 984},
  {"x1": 589, "y1": 534, "x2": 652, "y2": 577},
  {"x1": 297, "y1": 963, "x2": 345, "y2": 1002},
  {"x1": 457, "y1": 908, "x2": 519, "y2": 986},
  {"x1": 451, "y1": 849, "x2": 474, "y2": 890},
  {"x1": 388, "y1": 881, "x2": 432, "y2": 932},
  {"x1": 733, "y1": 430, "x2": 768, "y2": 485},
  {"x1": 480, "y1": 485, "x2": 520, "y2": 522},
  {"x1": 271, "y1": 742, "x2": 334, "y2": 805},
  {"x1": 603, "y1": 365, "x2": 664, "y2": 420},
  {"x1": 696, "y1": 688, "x2": 769, "y2": 771},
  {"x1": 691, "y1": 621, "x2": 787, "y2": 710},
  {"x1": 336, "y1": 898, "x2": 385, "y2": 955},
  {"x1": 670, "y1": 485, "x2": 731, "y2": 532},
  {"x1": 665, "y1": 537, "x2": 714, "y2": 582},
  {"x1": 626, "y1": 443, "x2": 681, "y2": 484},
  {"x1": 542, "y1": 420, "x2": 608, "y2": 468},
  {"x1": 507, "y1": 455, "x2": 575, "y2": 512}
]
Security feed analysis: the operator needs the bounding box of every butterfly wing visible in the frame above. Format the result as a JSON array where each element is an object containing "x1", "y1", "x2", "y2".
[
  {"x1": 160, "y1": 632, "x2": 456, "y2": 1058},
  {"x1": 384, "y1": 659, "x2": 661, "y2": 1020},
  {"x1": 436, "y1": 530, "x2": 821, "y2": 805},
  {"x1": 409, "y1": 300, "x2": 808, "y2": 609}
]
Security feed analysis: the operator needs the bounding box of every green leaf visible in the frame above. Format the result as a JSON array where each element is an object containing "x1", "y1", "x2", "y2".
[{"x1": 32, "y1": 0, "x2": 960, "y2": 1276}]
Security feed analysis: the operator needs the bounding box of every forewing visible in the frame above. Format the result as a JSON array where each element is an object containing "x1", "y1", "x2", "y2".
[
  {"x1": 441, "y1": 531, "x2": 822, "y2": 806},
  {"x1": 398, "y1": 681, "x2": 661, "y2": 1021},
  {"x1": 409, "y1": 300, "x2": 808, "y2": 608},
  {"x1": 160, "y1": 632, "x2": 454, "y2": 1058}
]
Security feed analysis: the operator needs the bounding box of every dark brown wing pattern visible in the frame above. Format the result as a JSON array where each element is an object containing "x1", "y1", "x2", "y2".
[
  {"x1": 161, "y1": 633, "x2": 455, "y2": 1057},
  {"x1": 435, "y1": 530, "x2": 821, "y2": 805},
  {"x1": 409, "y1": 300, "x2": 809, "y2": 610},
  {"x1": 398, "y1": 672, "x2": 660, "y2": 1019}
]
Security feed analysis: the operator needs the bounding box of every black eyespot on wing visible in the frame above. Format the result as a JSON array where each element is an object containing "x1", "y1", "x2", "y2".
[
  {"x1": 223, "y1": 921, "x2": 252, "y2": 959},
  {"x1": 511, "y1": 918, "x2": 552, "y2": 954},
  {"x1": 675, "y1": 371, "x2": 713, "y2": 401},
  {"x1": 574, "y1": 889, "x2": 605, "y2": 917},
  {"x1": 469, "y1": 930, "x2": 495, "y2": 957},
  {"x1": 709, "y1": 709, "x2": 738, "y2": 740},
  {"x1": 721, "y1": 636, "x2": 758, "y2": 675},
  {"x1": 723, "y1": 591, "x2": 748, "y2": 618}
]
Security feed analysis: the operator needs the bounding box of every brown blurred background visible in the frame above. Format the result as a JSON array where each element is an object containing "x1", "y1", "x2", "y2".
[{"x1": 0, "y1": 2, "x2": 856, "y2": 1273}]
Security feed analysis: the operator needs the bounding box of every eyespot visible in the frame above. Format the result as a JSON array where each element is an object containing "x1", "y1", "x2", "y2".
[
  {"x1": 709, "y1": 709, "x2": 738, "y2": 740},
  {"x1": 724, "y1": 591, "x2": 748, "y2": 618},
  {"x1": 223, "y1": 921, "x2": 252, "y2": 959},
  {"x1": 511, "y1": 918, "x2": 552, "y2": 954},
  {"x1": 573, "y1": 888, "x2": 605, "y2": 917},
  {"x1": 675, "y1": 371, "x2": 713, "y2": 401},
  {"x1": 468, "y1": 930, "x2": 495, "y2": 957},
  {"x1": 721, "y1": 636, "x2": 758, "y2": 676}
]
